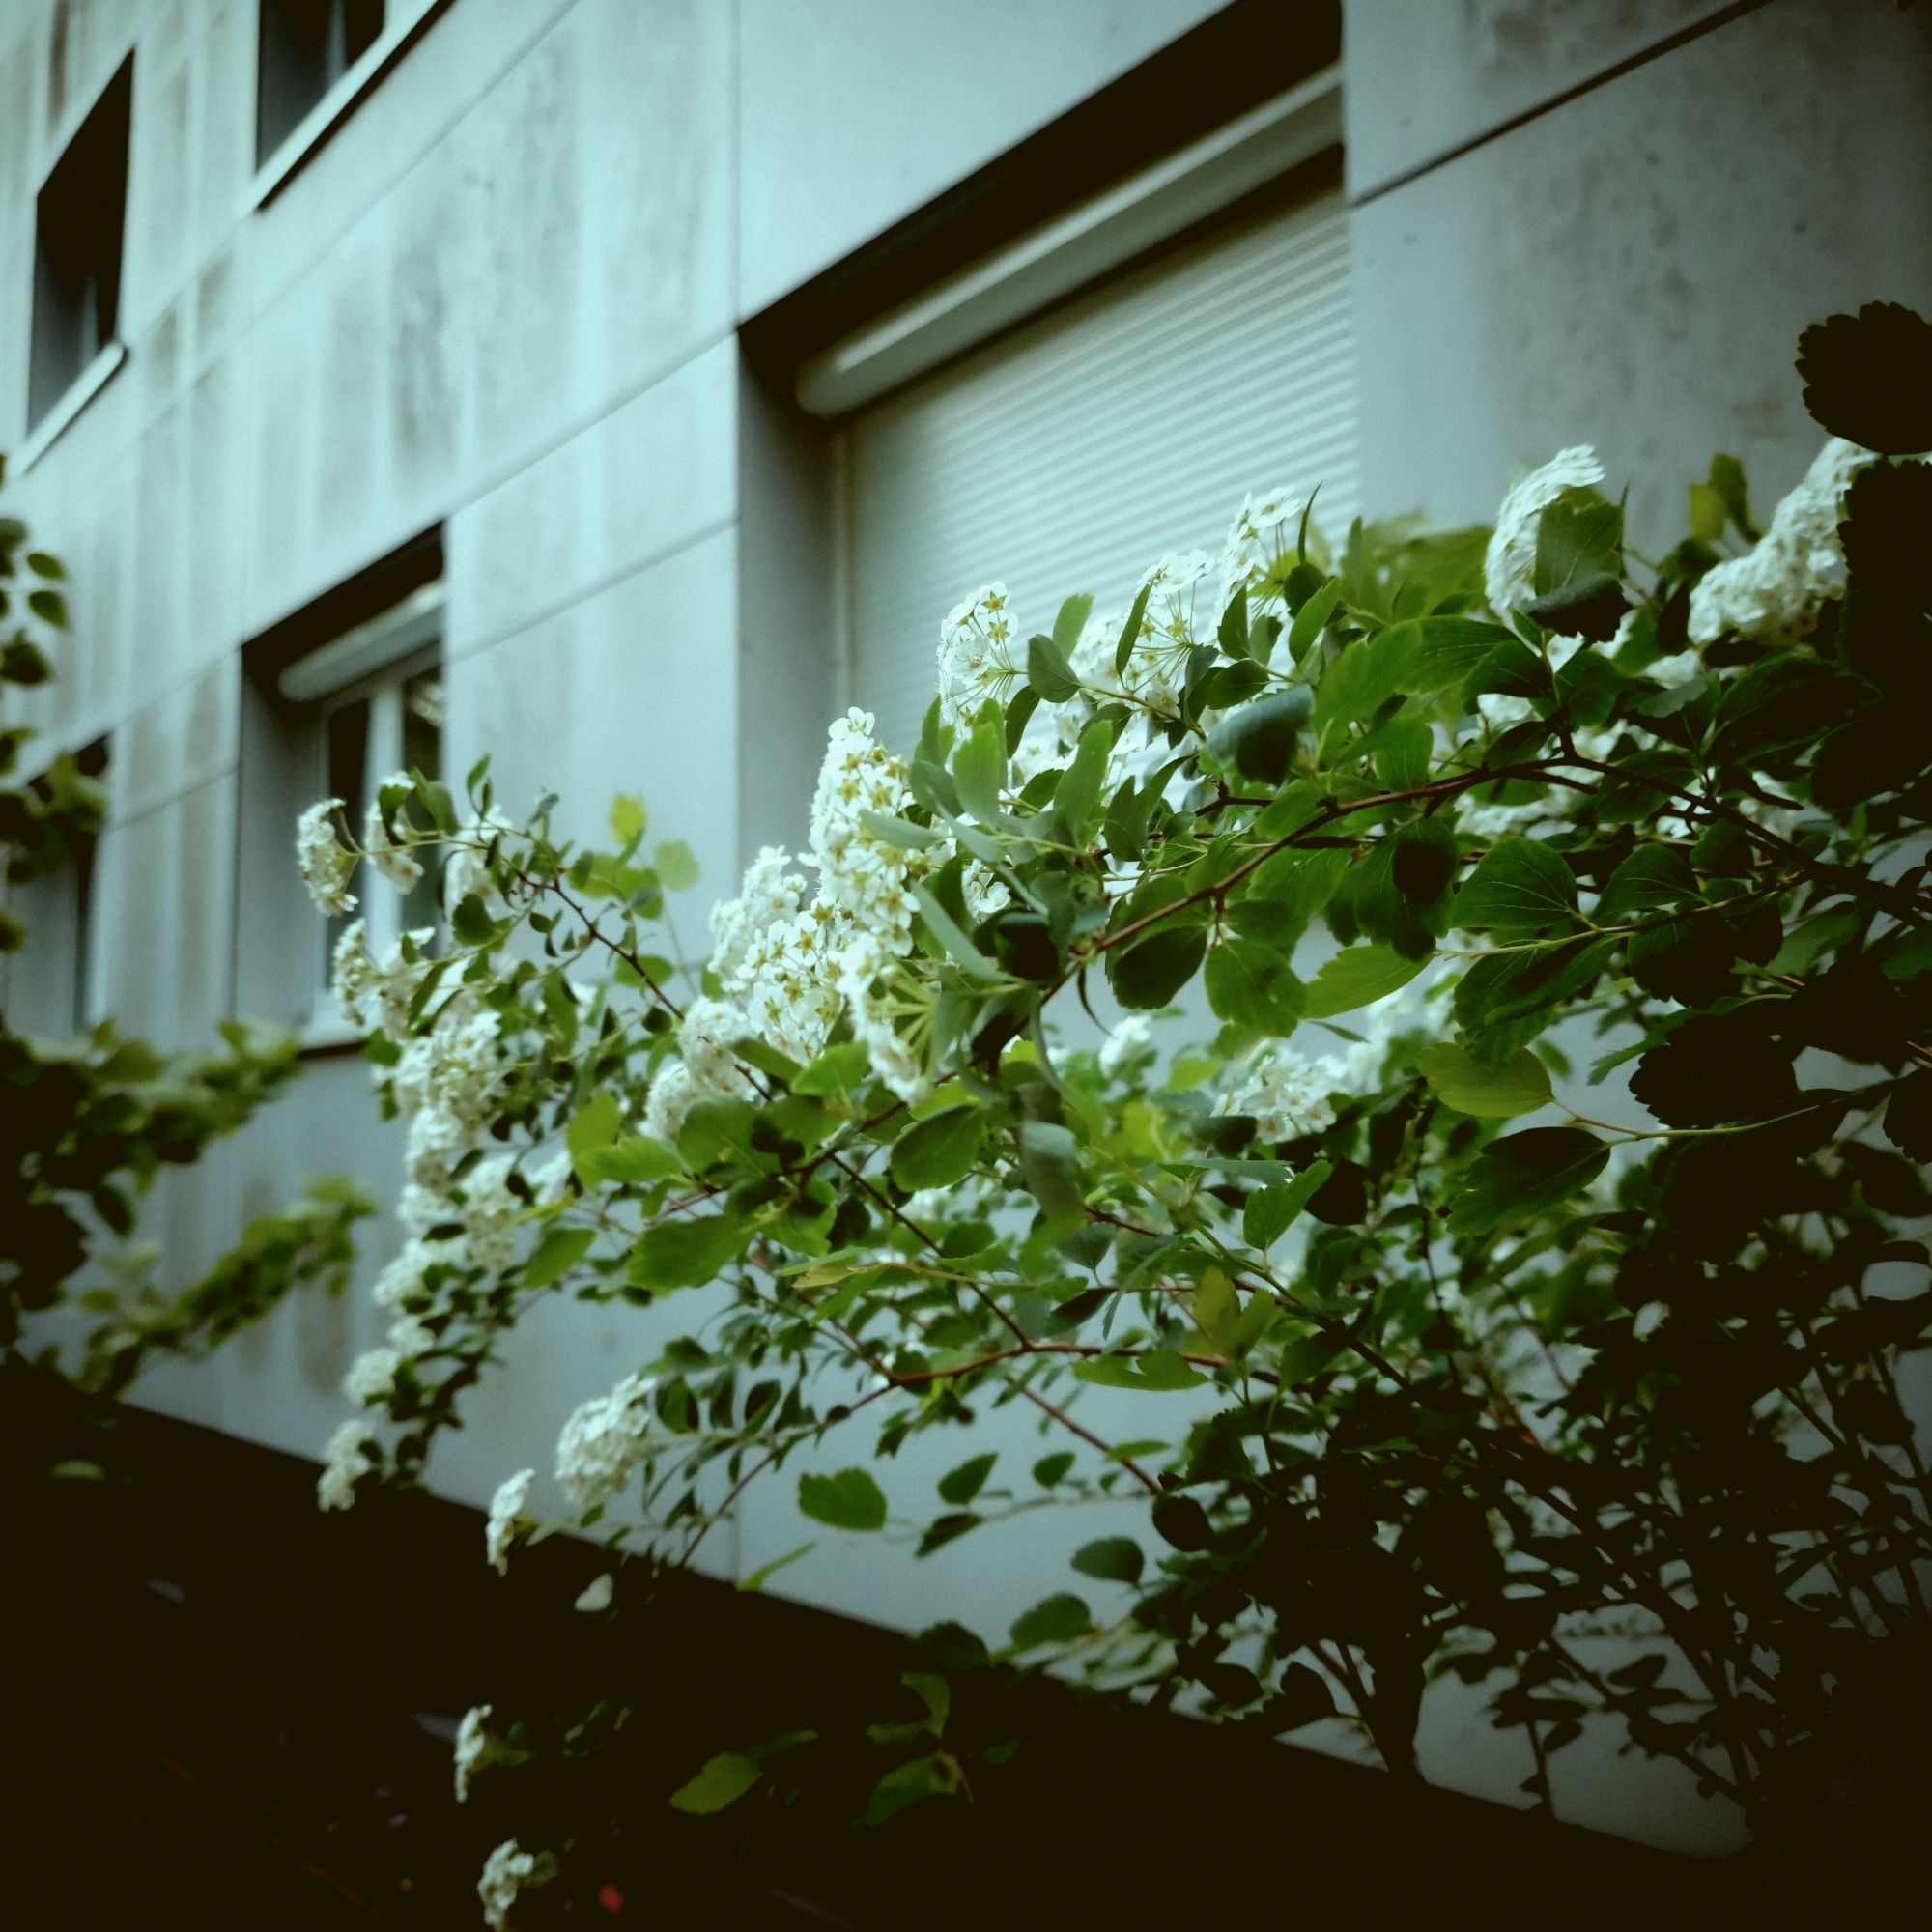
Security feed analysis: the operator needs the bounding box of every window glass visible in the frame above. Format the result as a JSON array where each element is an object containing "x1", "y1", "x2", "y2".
[
  {"x1": 29, "y1": 59, "x2": 132, "y2": 429},
  {"x1": 257, "y1": 0, "x2": 387, "y2": 163}
]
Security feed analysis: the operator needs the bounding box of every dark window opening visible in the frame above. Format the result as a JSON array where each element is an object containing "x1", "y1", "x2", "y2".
[
  {"x1": 257, "y1": 0, "x2": 386, "y2": 164},
  {"x1": 29, "y1": 57, "x2": 132, "y2": 432}
]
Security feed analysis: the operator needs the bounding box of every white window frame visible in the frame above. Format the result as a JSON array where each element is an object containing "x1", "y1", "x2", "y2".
[{"x1": 251, "y1": 0, "x2": 444, "y2": 209}]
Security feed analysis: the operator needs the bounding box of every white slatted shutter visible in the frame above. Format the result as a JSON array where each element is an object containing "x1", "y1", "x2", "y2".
[{"x1": 841, "y1": 187, "x2": 1356, "y2": 752}]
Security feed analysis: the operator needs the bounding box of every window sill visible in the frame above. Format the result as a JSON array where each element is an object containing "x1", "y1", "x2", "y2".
[
  {"x1": 17, "y1": 341, "x2": 127, "y2": 474},
  {"x1": 298, "y1": 1013, "x2": 370, "y2": 1059},
  {"x1": 250, "y1": 0, "x2": 448, "y2": 211}
]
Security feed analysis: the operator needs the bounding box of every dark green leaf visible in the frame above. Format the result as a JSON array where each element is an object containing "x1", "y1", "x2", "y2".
[
  {"x1": 1242, "y1": 1159, "x2": 1332, "y2": 1250},
  {"x1": 938, "y1": 1453, "x2": 997, "y2": 1506},
  {"x1": 1451, "y1": 838, "x2": 1577, "y2": 932},
  {"x1": 1009, "y1": 1593, "x2": 1093, "y2": 1650},
  {"x1": 1449, "y1": 1128, "x2": 1609, "y2": 1236},
  {"x1": 1071, "y1": 1537, "x2": 1144, "y2": 1584},
  {"x1": 524, "y1": 1224, "x2": 596, "y2": 1287},
  {"x1": 891, "y1": 1107, "x2": 985, "y2": 1190},
  {"x1": 798, "y1": 1467, "x2": 888, "y2": 1532},
  {"x1": 1205, "y1": 936, "x2": 1305, "y2": 1036}
]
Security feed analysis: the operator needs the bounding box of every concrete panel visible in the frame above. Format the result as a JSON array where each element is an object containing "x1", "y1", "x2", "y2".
[
  {"x1": 1350, "y1": 0, "x2": 1932, "y2": 547},
  {"x1": 443, "y1": 524, "x2": 743, "y2": 896},
  {"x1": 109, "y1": 655, "x2": 239, "y2": 825},
  {"x1": 446, "y1": 339, "x2": 738, "y2": 666},
  {"x1": 1342, "y1": 0, "x2": 1739, "y2": 197},
  {"x1": 241, "y1": 0, "x2": 736, "y2": 639},
  {"x1": 736, "y1": 0, "x2": 1228, "y2": 316},
  {"x1": 90, "y1": 770, "x2": 235, "y2": 1048}
]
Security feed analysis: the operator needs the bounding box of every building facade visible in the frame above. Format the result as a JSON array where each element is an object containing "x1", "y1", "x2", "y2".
[{"x1": 4, "y1": 0, "x2": 1928, "y2": 1849}]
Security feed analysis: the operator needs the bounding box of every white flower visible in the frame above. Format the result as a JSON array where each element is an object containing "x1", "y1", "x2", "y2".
[
  {"x1": 297, "y1": 799, "x2": 357, "y2": 917},
  {"x1": 555, "y1": 1372, "x2": 656, "y2": 1513},
  {"x1": 643, "y1": 1061, "x2": 698, "y2": 1144},
  {"x1": 1139, "y1": 551, "x2": 1215, "y2": 648},
  {"x1": 343, "y1": 1347, "x2": 400, "y2": 1406},
  {"x1": 330, "y1": 920, "x2": 373, "y2": 1021},
  {"x1": 459, "y1": 1154, "x2": 522, "y2": 1275},
  {"x1": 454, "y1": 1704, "x2": 491, "y2": 1803},
  {"x1": 1459, "y1": 790, "x2": 1550, "y2": 842},
  {"x1": 405, "y1": 1104, "x2": 469, "y2": 1193},
  {"x1": 442, "y1": 810, "x2": 515, "y2": 919},
  {"x1": 1099, "y1": 1014, "x2": 1153, "y2": 1078},
  {"x1": 485, "y1": 1467, "x2": 534, "y2": 1575},
  {"x1": 362, "y1": 774, "x2": 424, "y2": 891},
  {"x1": 809, "y1": 709, "x2": 926, "y2": 954},
  {"x1": 901, "y1": 1187, "x2": 951, "y2": 1225},
  {"x1": 1687, "y1": 437, "x2": 1888, "y2": 644},
  {"x1": 372, "y1": 1236, "x2": 444, "y2": 1307},
  {"x1": 385, "y1": 1311, "x2": 436, "y2": 1360},
  {"x1": 936, "y1": 583, "x2": 1022, "y2": 727},
  {"x1": 317, "y1": 1419, "x2": 376, "y2": 1512},
  {"x1": 478, "y1": 1839, "x2": 537, "y2": 1932},
  {"x1": 528, "y1": 1147, "x2": 574, "y2": 1205},
  {"x1": 711, "y1": 845, "x2": 808, "y2": 987},
  {"x1": 1219, "y1": 485, "x2": 1314, "y2": 607},
  {"x1": 1484, "y1": 446, "x2": 1605, "y2": 618},
  {"x1": 575, "y1": 1572, "x2": 614, "y2": 1613},
  {"x1": 397, "y1": 1183, "x2": 456, "y2": 1239},
  {"x1": 392, "y1": 1002, "x2": 504, "y2": 1130},
  {"x1": 961, "y1": 861, "x2": 1011, "y2": 923},
  {"x1": 836, "y1": 932, "x2": 931, "y2": 1103},
  {"x1": 1228, "y1": 1044, "x2": 1341, "y2": 1140}
]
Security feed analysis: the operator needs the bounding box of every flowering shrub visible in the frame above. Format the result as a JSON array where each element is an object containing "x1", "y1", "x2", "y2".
[{"x1": 300, "y1": 305, "x2": 1931, "y2": 1913}]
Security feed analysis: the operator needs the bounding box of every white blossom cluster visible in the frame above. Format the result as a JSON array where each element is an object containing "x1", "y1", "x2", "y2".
[
  {"x1": 297, "y1": 799, "x2": 358, "y2": 917},
  {"x1": 810, "y1": 707, "x2": 929, "y2": 952},
  {"x1": 1228, "y1": 1043, "x2": 1342, "y2": 1140},
  {"x1": 316, "y1": 1418, "x2": 376, "y2": 1512},
  {"x1": 454, "y1": 1703, "x2": 491, "y2": 1803},
  {"x1": 1483, "y1": 445, "x2": 1605, "y2": 618},
  {"x1": 1218, "y1": 485, "x2": 1315, "y2": 608},
  {"x1": 478, "y1": 1840, "x2": 536, "y2": 1932},
  {"x1": 486, "y1": 1467, "x2": 535, "y2": 1575},
  {"x1": 935, "y1": 582, "x2": 1023, "y2": 726},
  {"x1": 555, "y1": 1371, "x2": 657, "y2": 1513},
  {"x1": 342, "y1": 1346, "x2": 399, "y2": 1406},
  {"x1": 1099, "y1": 1013, "x2": 1154, "y2": 1078},
  {"x1": 1688, "y1": 436, "x2": 1879, "y2": 645},
  {"x1": 362, "y1": 772, "x2": 424, "y2": 891}
]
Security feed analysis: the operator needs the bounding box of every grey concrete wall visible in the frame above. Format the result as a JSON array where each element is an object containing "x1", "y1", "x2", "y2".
[{"x1": 1347, "y1": 0, "x2": 1932, "y2": 540}]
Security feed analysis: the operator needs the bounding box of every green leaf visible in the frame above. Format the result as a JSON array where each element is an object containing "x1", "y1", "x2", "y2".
[
  {"x1": 798, "y1": 1467, "x2": 888, "y2": 1532},
  {"x1": 1009, "y1": 1593, "x2": 1094, "y2": 1650},
  {"x1": 1054, "y1": 716, "x2": 1116, "y2": 845},
  {"x1": 1016, "y1": 1121, "x2": 1085, "y2": 1222},
  {"x1": 1302, "y1": 945, "x2": 1426, "y2": 1019},
  {"x1": 653, "y1": 838, "x2": 699, "y2": 890},
  {"x1": 568, "y1": 1092, "x2": 622, "y2": 1182},
  {"x1": 891, "y1": 1107, "x2": 985, "y2": 1190},
  {"x1": 794, "y1": 1041, "x2": 874, "y2": 1096},
  {"x1": 1242, "y1": 1160, "x2": 1332, "y2": 1250},
  {"x1": 1287, "y1": 578, "x2": 1343, "y2": 660},
  {"x1": 450, "y1": 893, "x2": 499, "y2": 947},
  {"x1": 24, "y1": 551, "x2": 64, "y2": 580},
  {"x1": 1451, "y1": 838, "x2": 1577, "y2": 932},
  {"x1": 523, "y1": 1224, "x2": 596, "y2": 1287},
  {"x1": 609, "y1": 794, "x2": 646, "y2": 843},
  {"x1": 1217, "y1": 586, "x2": 1250, "y2": 659},
  {"x1": 1532, "y1": 493, "x2": 1623, "y2": 601},
  {"x1": 1707, "y1": 452, "x2": 1757, "y2": 541},
  {"x1": 1107, "y1": 922, "x2": 1208, "y2": 1009},
  {"x1": 738, "y1": 1542, "x2": 815, "y2": 1592},
  {"x1": 914, "y1": 884, "x2": 1002, "y2": 981},
  {"x1": 629, "y1": 1213, "x2": 749, "y2": 1292},
  {"x1": 953, "y1": 712, "x2": 1008, "y2": 824},
  {"x1": 26, "y1": 587, "x2": 67, "y2": 627},
  {"x1": 1594, "y1": 846, "x2": 1699, "y2": 926},
  {"x1": 1449, "y1": 1128, "x2": 1609, "y2": 1236},
  {"x1": 677, "y1": 1095, "x2": 762, "y2": 1171},
  {"x1": 1034, "y1": 1452, "x2": 1075, "y2": 1486},
  {"x1": 1415, "y1": 1043, "x2": 1552, "y2": 1118},
  {"x1": 1028, "y1": 632, "x2": 1081, "y2": 703},
  {"x1": 1070, "y1": 1537, "x2": 1144, "y2": 1584},
  {"x1": 1796, "y1": 301, "x2": 1932, "y2": 455},
  {"x1": 579, "y1": 1134, "x2": 684, "y2": 1183},
  {"x1": 1205, "y1": 936, "x2": 1305, "y2": 1036},
  {"x1": 938, "y1": 1452, "x2": 997, "y2": 1506},
  {"x1": 1072, "y1": 1350, "x2": 1204, "y2": 1391},
  {"x1": 1053, "y1": 592, "x2": 1094, "y2": 653},
  {"x1": 669, "y1": 1752, "x2": 762, "y2": 1814},
  {"x1": 1208, "y1": 687, "x2": 1312, "y2": 783},
  {"x1": 1115, "y1": 580, "x2": 1152, "y2": 677}
]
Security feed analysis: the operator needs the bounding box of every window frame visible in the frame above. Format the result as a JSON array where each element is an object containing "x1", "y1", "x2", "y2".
[
  {"x1": 250, "y1": 0, "x2": 446, "y2": 210},
  {"x1": 19, "y1": 56, "x2": 134, "y2": 472}
]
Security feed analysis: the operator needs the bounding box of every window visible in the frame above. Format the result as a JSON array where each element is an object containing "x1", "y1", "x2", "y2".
[
  {"x1": 239, "y1": 560, "x2": 443, "y2": 1039},
  {"x1": 29, "y1": 57, "x2": 132, "y2": 435},
  {"x1": 253, "y1": 0, "x2": 443, "y2": 195},
  {"x1": 0, "y1": 737, "x2": 108, "y2": 1037},
  {"x1": 838, "y1": 181, "x2": 1356, "y2": 752},
  {"x1": 257, "y1": 0, "x2": 385, "y2": 163}
]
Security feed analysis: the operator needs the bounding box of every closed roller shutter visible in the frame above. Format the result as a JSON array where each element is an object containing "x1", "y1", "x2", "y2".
[{"x1": 841, "y1": 185, "x2": 1356, "y2": 753}]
